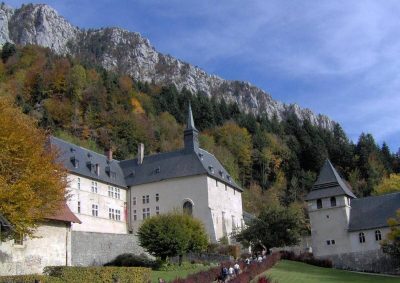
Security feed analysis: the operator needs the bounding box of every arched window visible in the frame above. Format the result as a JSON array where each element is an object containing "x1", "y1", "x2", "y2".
[
  {"x1": 183, "y1": 201, "x2": 193, "y2": 216},
  {"x1": 317, "y1": 199, "x2": 322, "y2": 209},
  {"x1": 359, "y1": 232, "x2": 365, "y2": 243},
  {"x1": 330, "y1": 197, "x2": 336, "y2": 207},
  {"x1": 375, "y1": 230, "x2": 382, "y2": 241}
]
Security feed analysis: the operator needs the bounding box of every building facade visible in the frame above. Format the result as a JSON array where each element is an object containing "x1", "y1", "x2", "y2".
[
  {"x1": 0, "y1": 204, "x2": 80, "y2": 275},
  {"x1": 306, "y1": 160, "x2": 400, "y2": 273}
]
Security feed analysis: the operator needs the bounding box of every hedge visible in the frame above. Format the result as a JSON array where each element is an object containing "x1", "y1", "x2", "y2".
[
  {"x1": 0, "y1": 275, "x2": 62, "y2": 283},
  {"x1": 280, "y1": 251, "x2": 332, "y2": 268},
  {"x1": 44, "y1": 266, "x2": 151, "y2": 283}
]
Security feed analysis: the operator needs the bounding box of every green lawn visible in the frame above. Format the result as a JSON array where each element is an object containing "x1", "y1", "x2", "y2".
[
  {"x1": 151, "y1": 264, "x2": 211, "y2": 283},
  {"x1": 259, "y1": 260, "x2": 400, "y2": 283}
]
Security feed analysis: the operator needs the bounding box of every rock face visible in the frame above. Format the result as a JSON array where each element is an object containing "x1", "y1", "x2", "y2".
[{"x1": 0, "y1": 3, "x2": 335, "y2": 129}]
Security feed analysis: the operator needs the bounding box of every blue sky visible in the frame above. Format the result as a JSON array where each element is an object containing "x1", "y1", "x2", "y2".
[{"x1": 8, "y1": 0, "x2": 400, "y2": 152}]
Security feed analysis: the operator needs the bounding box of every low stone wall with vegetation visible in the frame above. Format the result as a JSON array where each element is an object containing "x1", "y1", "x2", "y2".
[
  {"x1": 328, "y1": 250, "x2": 400, "y2": 275},
  {"x1": 43, "y1": 266, "x2": 151, "y2": 282},
  {"x1": 0, "y1": 266, "x2": 152, "y2": 283}
]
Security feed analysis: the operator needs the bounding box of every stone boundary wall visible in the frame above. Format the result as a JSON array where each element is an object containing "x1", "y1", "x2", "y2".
[
  {"x1": 326, "y1": 250, "x2": 400, "y2": 275},
  {"x1": 71, "y1": 231, "x2": 145, "y2": 266}
]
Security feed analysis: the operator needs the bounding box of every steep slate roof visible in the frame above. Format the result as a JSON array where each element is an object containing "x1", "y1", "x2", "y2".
[
  {"x1": 50, "y1": 137, "x2": 127, "y2": 188},
  {"x1": 50, "y1": 105, "x2": 241, "y2": 192},
  {"x1": 348, "y1": 192, "x2": 400, "y2": 231},
  {"x1": 120, "y1": 147, "x2": 242, "y2": 191},
  {"x1": 306, "y1": 159, "x2": 356, "y2": 200}
]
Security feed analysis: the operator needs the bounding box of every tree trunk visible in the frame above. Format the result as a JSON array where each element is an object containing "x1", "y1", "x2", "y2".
[{"x1": 178, "y1": 254, "x2": 183, "y2": 266}]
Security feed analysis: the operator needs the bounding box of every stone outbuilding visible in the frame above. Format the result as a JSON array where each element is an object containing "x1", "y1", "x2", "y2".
[{"x1": 307, "y1": 159, "x2": 400, "y2": 273}]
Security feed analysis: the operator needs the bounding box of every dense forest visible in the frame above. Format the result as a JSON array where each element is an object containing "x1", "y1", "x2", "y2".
[{"x1": 1, "y1": 44, "x2": 399, "y2": 215}]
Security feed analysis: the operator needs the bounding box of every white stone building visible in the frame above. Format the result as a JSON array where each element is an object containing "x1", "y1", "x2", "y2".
[
  {"x1": 0, "y1": 105, "x2": 244, "y2": 275},
  {"x1": 306, "y1": 160, "x2": 400, "y2": 273},
  {"x1": 0, "y1": 204, "x2": 81, "y2": 275}
]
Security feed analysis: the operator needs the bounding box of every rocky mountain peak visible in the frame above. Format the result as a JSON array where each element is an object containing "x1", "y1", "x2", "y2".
[{"x1": 0, "y1": 2, "x2": 336, "y2": 130}]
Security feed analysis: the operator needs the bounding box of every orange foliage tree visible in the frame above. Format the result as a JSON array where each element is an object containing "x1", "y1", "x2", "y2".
[{"x1": 0, "y1": 97, "x2": 67, "y2": 238}]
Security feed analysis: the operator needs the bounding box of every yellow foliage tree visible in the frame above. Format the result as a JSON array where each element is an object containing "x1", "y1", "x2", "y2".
[
  {"x1": 0, "y1": 97, "x2": 67, "y2": 238},
  {"x1": 373, "y1": 173, "x2": 400, "y2": 195}
]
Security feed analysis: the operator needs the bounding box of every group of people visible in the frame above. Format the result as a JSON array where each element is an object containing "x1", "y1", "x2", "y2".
[
  {"x1": 216, "y1": 252, "x2": 270, "y2": 282},
  {"x1": 217, "y1": 262, "x2": 241, "y2": 282}
]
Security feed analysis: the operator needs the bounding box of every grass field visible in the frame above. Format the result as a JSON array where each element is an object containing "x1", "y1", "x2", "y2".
[
  {"x1": 151, "y1": 264, "x2": 211, "y2": 283},
  {"x1": 260, "y1": 260, "x2": 400, "y2": 283}
]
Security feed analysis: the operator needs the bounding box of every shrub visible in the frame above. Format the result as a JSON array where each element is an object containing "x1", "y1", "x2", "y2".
[
  {"x1": 43, "y1": 266, "x2": 151, "y2": 283},
  {"x1": 280, "y1": 251, "x2": 332, "y2": 268},
  {"x1": 104, "y1": 253, "x2": 161, "y2": 269},
  {"x1": 0, "y1": 275, "x2": 62, "y2": 283}
]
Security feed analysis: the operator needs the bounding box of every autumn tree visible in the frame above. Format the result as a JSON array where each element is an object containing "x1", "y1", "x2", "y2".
[
  {"x1": 137, "y1": 212, "x2": 208, "y2": 265},
  {"x1": 381, "y1": 209, "x2": 400, "y2": 260},
  {"x1": 373, "y1": 174, "x2": 400, "y2": 195},
  {"x1": 0, "y1": 97, "x2": 67, "y2": 238}
]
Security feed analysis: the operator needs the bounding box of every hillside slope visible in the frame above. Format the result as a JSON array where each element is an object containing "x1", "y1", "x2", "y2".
[{"x1": 0, "y1": 2, "x2": 335, "y2": 129}]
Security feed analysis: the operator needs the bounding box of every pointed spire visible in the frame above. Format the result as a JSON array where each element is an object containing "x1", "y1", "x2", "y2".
[
  {"x1": 186, "y1": 102, "x2": 197, "y2": 131},
  {"x1": 184, "y1": 102, "x2": 199, "y2": 152},
  {"x1": 307, "y1": 159, "x2": 356, "y2": 199}
]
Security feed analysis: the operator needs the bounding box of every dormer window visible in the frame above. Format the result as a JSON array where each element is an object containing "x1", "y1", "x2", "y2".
[
  {"x1": 208, "y1": 166, "x2": 214, "y2": 173},
  {"x1": 70, "y1": 156, "x2": 79, "y2": 168},
  {"x1": 155, "y1": 167, "x2": 160, "y2": 174},
  {"x1": 219, "y1": 170, "x2": 224, "y2": 178},
  {"x1": 317, "y1": 199, "x2": 322, "y2": 209},
  {"x1": 227, "y1": 175, "x2": 231, "y2": 182},
  {"x1": 198, "y1": 153, "x2": 204, "y2": 160},
  {"x1": 330, "y1": 197, "x2": 336, "y2": 207}
]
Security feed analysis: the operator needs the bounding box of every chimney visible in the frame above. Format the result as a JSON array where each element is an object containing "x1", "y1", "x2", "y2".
[
  {"x1": 138, "y1": 143, "x2": 144, "y2": 165},
  {"x1": 105, "y1": 149, "x2": 113, "y2": 160}
]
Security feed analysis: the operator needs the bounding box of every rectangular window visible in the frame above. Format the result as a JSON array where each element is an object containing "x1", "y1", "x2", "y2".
[
  {"x1": 331, "y1": 240, "x2": 336, "y2": 245},
  {"x1": 133, "y1": 210, "x2": 137, "y2": 221},
  {"x1": 92, "y1": 204, "x2": 98, "y2": 217},
  {"x1": 156, "y1": 193, "x2": 159, "y2": 202},
  {"x1": 143, "y1": 208, "x2": 151, "y2": 219},
  {"x1": 77, "y1": 177, "x2": 81, "y2": 190},
  {"x1": 142, "y1": 196, "x2": 146, "y2": 204},
  {"x1": 147, "y1": 207, "x2": 150, "y2": 218},
  {"x1": 109, "y1": 208, "x2": 115, "y2": 220},
  {"x1": 133, "y1": 197, "x2": 136, "y2": 205},
  {"x1": 142, "y1": 208, "x2": 146, "y2": 219},
  {"x1": 156, "y1": 206, "x2": 160, "y2": 215},
  {"x1": 77, "y1": 201, "x2": 81, "y2": 213},
  {"x1": 115, "y1": 188, "x2": 120, "y2": 199},
  {"x1": 108, "y1": 186, "x2": 114, "y2": 198},
  {"x1": 146, "y1": 195, "x2": 150, "y2": 203},
  {"x1": 116, "y1": 209, "x2": 121, "y2": 221},
  {"x1": 326, "y1": 240, "x2": 331, "y2": 245},
  {"x1": 91, "y1": 181, "x2": 98, "y2": 193}
]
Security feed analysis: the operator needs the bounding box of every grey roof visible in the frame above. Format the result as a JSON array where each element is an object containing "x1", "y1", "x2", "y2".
[
  {"x1": 348, "y1": 192, "x2": 400, "y2": 231},
  {"x1": 50, "y1": 137, "x2": 127, "y2": 188},
  {"x1": 306, "y1": 159, "x2": 356, "y2": 200},
  {"x1": 120, "y1": 148, "x2": 242, "y2": 191},
  {"x1": 50, "y1": 105, "x2": 241, "y2": 192}
]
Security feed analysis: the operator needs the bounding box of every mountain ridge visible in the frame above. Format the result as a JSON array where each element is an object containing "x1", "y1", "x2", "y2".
[{"x1": 0, "y1": 2, "x2": 335, "y2": 129}]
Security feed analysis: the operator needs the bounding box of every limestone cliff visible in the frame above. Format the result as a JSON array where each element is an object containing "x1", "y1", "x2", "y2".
[{"x1": 0, "y1": 3, "x2": 335, "y2": 129}]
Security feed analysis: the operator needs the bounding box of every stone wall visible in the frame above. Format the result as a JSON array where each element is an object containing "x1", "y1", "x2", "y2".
[
  {"x1": 326, "y1": 250, "x2": 400, "y2": 274},
  {"x1": 0, "y1": 221, "x2": 71, "y2": 275},
  {"x1": 71, "y1": 231, "x2": 145, "y2": 266}
]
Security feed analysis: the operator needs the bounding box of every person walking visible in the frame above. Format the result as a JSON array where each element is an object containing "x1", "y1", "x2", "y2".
[{"x1": 234, "y1": 262, "x2": 240, "y2": 276}]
